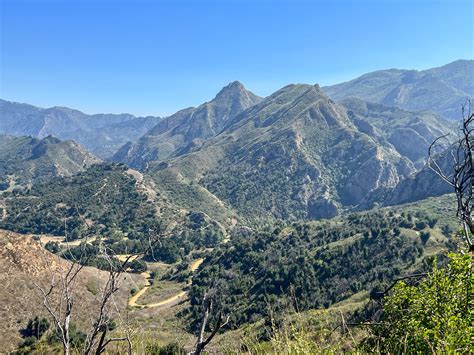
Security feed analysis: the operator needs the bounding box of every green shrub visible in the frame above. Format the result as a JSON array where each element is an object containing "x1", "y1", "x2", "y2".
[
  {"x1": 364, "y1": 252, "x2": 473, "y2": 353},
  {"x1": 145, "y1": 341, "x2": 185, "y2": 354}
]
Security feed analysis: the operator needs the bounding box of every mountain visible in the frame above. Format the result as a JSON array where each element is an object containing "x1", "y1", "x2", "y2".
[
  {"x1": 0, "y1": 99, "x2": 161, "y2": 158},
  {"x1": 148, "y1": 84, "x2": 415, "y2": 222},
  {"x1": 340, "y1": 98, "x2": 455, "y2": 168},
  {"x1": 324, "y1": 60, "x2": 474, "y2": 120},
  {"x1": 0, "y1": 135, "x2": 100, "y2": 188},
  {"x1": 112, "y1": 81, "x2": 262, "y2": 169}
]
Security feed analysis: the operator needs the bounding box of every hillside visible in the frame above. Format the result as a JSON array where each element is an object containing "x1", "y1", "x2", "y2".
[
  {"x1": 148, "y1": 84, "x2": 415, "y2": 222},
  {"x1": 0, "y1": 229, "x2": 136, "y2": 353},
  {"x1": 0, "y1": 99, "x2": 161, "y2": 158},
  {"x1": 0, "y1": 163, "x2": 161, "y2": 237},
  {"x1": 112, "y1": 81, "x2": 262, "y2": 169},
  {"x1": 324, "y1": 60, "x2": 473, "y2": 120},
  {"x1": 187, "y1": 194, "x2": 457, "y2": 329},
  {"x1": 0, "y1": 163, "x2": 227, "y2": 267},
  {"x1": 0, "y1": 135, "x2": 100, "y2": 188}
]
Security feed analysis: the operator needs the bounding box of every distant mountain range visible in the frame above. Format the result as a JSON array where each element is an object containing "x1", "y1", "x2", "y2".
[
  {"x1": 0, "y1": 100, "x2": 161, "y2": 158},
  {"x1": 324, "y1": 59, "x2": 473, "y2": 120}
]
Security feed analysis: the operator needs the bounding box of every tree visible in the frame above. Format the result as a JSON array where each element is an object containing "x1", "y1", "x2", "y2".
[
  {"x1": 429, "y1": 101, "x2": 474, "y2": 251},
  {"x1": 193, "y1": 289, "x2": 230, "y2": 355},
  {"x1": 22, "y1": 316, "x2": 50, "y2": 340}
]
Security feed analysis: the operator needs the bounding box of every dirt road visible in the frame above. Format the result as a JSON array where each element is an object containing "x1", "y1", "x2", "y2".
[{"x1": 129, "y1": 258, "x2": 204, "y2": 309}]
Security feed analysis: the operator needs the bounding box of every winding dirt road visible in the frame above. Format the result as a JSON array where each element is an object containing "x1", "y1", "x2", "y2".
[{"x1": 128, "y1": 258, "x2": 203, "y2": 309}]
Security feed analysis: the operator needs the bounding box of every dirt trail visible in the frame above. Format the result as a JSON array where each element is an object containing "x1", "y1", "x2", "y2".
[
  {"x1": 116, "y1": 254, "x2": 139, "y2": 263},
  {"x1": 63, "y1": 236, "x2": 97, "y2": 246},
  {"x1": 129, "y1": 258, "x2": 204, "y2": 309},
  {"x1": 128, "y1": 272, "x2": 152, "y2": 307},
  {"x1": 189, "y1": 258, "x2": 204, "y2": 272},
  {"x1": 0, "y1": 202, "x2": 7, "y2": 221}
]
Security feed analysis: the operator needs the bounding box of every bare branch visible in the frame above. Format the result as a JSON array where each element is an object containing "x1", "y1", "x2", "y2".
[{"x1": 428, "y1": 101, "x2": 473, "y2": 251}]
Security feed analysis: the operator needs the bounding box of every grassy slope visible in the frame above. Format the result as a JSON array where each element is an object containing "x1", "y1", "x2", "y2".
[{"x1": 0, "y1": 229, "x2": 141, "y2": 352}]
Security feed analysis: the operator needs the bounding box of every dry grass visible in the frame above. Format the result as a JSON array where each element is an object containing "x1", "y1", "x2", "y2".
[{"x1": 0, "y1": 229, "x2": 140, "y2": 352}]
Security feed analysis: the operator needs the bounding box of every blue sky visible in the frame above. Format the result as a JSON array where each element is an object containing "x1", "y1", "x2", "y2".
[{"x1": 1, "y1": 0, "x2": 473, "y2": 116}]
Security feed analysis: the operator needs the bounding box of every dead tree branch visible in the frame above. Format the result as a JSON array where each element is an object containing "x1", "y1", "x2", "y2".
[
  {"x1": 428, "y1": 100, "x2": 474, "y2": 251},
  {"x1": 193, "y1": 291, "x2": 230, "y2": 355}
]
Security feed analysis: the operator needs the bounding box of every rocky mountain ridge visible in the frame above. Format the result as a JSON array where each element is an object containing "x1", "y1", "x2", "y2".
[{"x1": 112, "y1": 81, "x2": 262, "y2": 169}]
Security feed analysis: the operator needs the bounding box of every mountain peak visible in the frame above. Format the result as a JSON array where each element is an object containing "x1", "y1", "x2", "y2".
[{"x1": 214, "y1": 80, "x2": 248, "y2": 100}]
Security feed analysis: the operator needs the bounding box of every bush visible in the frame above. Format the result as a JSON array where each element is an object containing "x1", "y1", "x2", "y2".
[
  {"x1": 20, "y1": 316, "x2": 50, "y2": 340},
  {"x1": 364, "y1": 252, "x2": 473, "y2": 353},
  {"x1": 145, "y1": 341, "x2": 185, "y2": 354},
  {"x1": 17, "y1": 336, "x2": 37, "y2": 353},
  {"x1": 47, "y1": 322, "x2": 86, "y2": 349},
  {"x1": 420, "y1": 231, "x2": 430, "y2": 245},
  {"x1": 129, "y1": 259, "x2": 148, "y2": 273},
  {"x1": 45, "y1": 241, "x2": 60, "y2": 254}
]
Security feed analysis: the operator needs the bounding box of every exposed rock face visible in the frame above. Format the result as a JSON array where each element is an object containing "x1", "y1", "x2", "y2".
[
  {"x1": 0, "y1": 99, "x2": 161, "y2": 158},
  {"x1": 384, "y1": 147, "x2": 454, "y2": 206},
  {"x1": 340, "y1": 98, "x2": 455, "y2": 167}
]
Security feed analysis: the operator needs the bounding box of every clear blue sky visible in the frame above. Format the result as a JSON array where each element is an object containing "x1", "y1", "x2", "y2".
[{"x1": 1, "y1": 0, "x2": 473, "y2": 116}]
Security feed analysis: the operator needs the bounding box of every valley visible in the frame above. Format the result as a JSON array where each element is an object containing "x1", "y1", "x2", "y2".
[{"x1": 0, "y1": 59, "x2": 472, "y2": 353}]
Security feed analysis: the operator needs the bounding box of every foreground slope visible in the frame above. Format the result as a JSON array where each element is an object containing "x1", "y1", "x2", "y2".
[
  {"x1": 324, "y1": 60, "x2": 473, "y2": 120},
  {"x1": 0, "y1": 230, "x2": 135, "y2": 352}
]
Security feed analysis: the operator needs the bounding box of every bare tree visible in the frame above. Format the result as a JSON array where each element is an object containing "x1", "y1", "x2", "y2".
[
  {"x1": 193, "y1": 290, "x2": 230, "y2": 355},
  {"x1": 428, "y1": 101, "x2": 473, "y2": 251},
  {"x1": 32, "y1": 214, "x2": 164, "y2": 355},
  {"x1": 35, "y1": 258, "x2": 87, "y2": 355},
  {"x1": 82, "y1": 246, "x2": 134, "y2": 355}
]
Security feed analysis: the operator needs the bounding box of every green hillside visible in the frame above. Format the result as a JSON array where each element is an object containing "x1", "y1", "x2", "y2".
[
  {"x1": 0, "y1": 135, "x2": 100, "y2": 188},
  {"x1": 186, "y1": 194, "x2": 458, "y2": 329}
]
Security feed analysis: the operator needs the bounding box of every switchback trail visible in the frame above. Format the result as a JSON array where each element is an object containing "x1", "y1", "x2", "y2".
[{"x1": 128, "y1": 258, "x2": 204, "y2": 309}]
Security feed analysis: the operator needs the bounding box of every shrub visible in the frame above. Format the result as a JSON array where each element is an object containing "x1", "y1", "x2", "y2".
[
  {"x1": 145, "y1": 341, "x2": 185, "y2": 354},
  {"x1": 364, "y1": 252, "x2": 473, "y2": 353},
  {"x1": 20, "y1": 316, "x2": 50, "y2": 340}
]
